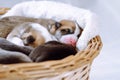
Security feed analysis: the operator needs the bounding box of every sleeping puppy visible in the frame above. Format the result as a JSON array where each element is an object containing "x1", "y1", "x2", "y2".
[
  {"x1": 6, "y1": 22, "x2": 57, "y2": 47},
  {"x1": 50, "y1": 20, "x2": 83, "y2": 46},
  {"x1": 0, "y1": 48, "x2": 32, "y2": 64},
  {"x1": 29, "y1": 41, "x2": 77, "y2": 62}
]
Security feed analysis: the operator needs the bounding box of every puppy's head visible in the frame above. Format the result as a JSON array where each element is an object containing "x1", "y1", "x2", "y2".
[
  {"x1": 20, "y1": 23, "x2": 45, "y2": 48},
  {"x1": 49, "y1": 20, "x2": 83, "y2": 46}
]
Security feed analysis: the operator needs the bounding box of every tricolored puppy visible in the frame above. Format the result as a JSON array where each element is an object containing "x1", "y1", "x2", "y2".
[
  {"x1": 6, "y1": 22, "x2": 57, "y2": 48},
  {"x1": 50, "y1": 20, "x2": 83, "y2": 47}
]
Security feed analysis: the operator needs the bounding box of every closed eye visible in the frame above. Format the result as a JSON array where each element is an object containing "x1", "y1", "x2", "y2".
[{"x1": 61, "y1": 29, "x2": 74, "y2": 35}]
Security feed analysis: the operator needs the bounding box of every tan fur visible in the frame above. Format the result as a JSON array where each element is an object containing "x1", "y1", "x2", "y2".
[
  {"x1": 21, "y1": 26, "x2": 45, "y2": 47},
  {"x1": 0, "y1": 20, "x2": 22, "y2": 38},
  {"x1": 6, "y1": 22, "x2": 46, "y2": 48},
  {"x1": 1, "y1": 16, "x2": 56, "y2": 30},
  {"x1": 49, "y1": 20, "x2": 76, "y2": 35}
]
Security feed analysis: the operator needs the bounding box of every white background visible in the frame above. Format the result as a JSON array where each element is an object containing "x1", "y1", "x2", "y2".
[{"x1": 0, "y1": 0, "x2": 120, "y2": 80}]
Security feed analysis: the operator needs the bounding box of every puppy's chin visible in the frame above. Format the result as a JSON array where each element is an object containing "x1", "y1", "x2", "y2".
[{"x1": 60, "y1": 34, "x2": 78, "y2": 47}]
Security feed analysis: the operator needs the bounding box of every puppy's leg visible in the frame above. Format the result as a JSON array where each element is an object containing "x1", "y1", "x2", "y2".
[
  {"x1": 0, "y1": 38, "x2": 33, "y2": 55},
  {"x1": 8, "y1": 37, "x2": 24, "y2": 46},
  {"x1": 6, "y1": 25, "x2": 24, "y2": 46},
  {"x1": 0, "y1": 48, "x2": 32, "y2": 64}
]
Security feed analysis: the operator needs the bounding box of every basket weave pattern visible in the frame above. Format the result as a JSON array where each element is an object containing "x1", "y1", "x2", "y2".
[{"x1": 0, "y1": 36, "x2": 102, "y2": 80}]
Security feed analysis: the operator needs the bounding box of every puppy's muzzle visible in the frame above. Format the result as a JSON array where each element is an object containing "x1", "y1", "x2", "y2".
[{"x1": 23, "y1": 35, "x2": 35, "y2": 45}]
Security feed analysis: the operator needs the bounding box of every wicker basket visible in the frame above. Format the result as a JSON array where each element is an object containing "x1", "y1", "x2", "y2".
[{"x1": 0, "y1": 35, "x2": 102, "y2": 80}]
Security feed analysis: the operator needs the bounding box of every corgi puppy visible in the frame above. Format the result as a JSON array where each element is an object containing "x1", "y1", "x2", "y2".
[
  {"x1": 50, "y1": 20, "x2": 83, "y2": 46},
  {"x1": 6, "y1": 22, "x2": 57, "y2": 48}
]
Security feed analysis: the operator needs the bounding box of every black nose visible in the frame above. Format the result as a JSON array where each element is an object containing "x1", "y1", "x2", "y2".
[{"x1": 27, "y1": 35, "x2": 35, "y2": 44}]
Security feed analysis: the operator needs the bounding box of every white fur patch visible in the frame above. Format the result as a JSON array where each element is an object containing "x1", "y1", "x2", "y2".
[
  {"x1": 8, "y1": 37, "x2": 24, "y2": 46},
  {"x1": 30, "y1": 23, "x2": 57, "y2": 42},
  {"x1": 74, "y1": 21, "x2": 80, "y2": 36}
]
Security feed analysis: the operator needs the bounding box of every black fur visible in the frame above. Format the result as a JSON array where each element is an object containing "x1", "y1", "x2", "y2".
[
  {"x1": 29, "y1": 41, "x2": 77, "y2": 62},
  {"x1": 0, "y1": 38, "x2": 33, "y2": 55},
  {"x1": 0, "y1": 48, "x2": 32, "y2": 64}
]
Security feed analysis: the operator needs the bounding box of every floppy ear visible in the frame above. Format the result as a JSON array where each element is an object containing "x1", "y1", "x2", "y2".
[
  {"x1": 48, "y1": 22, "x2": 62, "y2": 35},
  {"x1": 55, "y1": 22, "x2": 62, "y2": 29},
  {"x1": 74, "y1": 21, "x2": 83, "y2": 37}
]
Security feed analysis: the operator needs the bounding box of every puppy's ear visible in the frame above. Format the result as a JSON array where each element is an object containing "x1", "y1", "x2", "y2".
[
  {"x1": 48, "y1": 22, "x2": 62, "y2": 35},
  {"x1": 55, "y1": 22, "x2": 62, "y2": 29},
  {"x1": 74, "y1": 21, "x2": 83, "y2": 38}
]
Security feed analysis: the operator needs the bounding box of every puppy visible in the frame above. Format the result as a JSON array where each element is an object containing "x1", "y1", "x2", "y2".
[
  {"x1": 29, "y1": 41, "x2": 77, "y2": 62},
  {"x1": 0, "y1": 48, "x2": 32, "y2": 64},
  {"x1": 1, "y1": 1, "x2": 99, "y2": 50},
  {"x1": 6, "y1": 22, "x2": 57, "y2": 47},
  {"x1": 50, "y1": 20, "x2": 83, "y2": 46}
]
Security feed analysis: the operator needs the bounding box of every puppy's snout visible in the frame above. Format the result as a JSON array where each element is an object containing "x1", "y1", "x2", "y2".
[
  {"x1": 23, "y1": 35, "x2": 35, "y2": 46},
  {"x1": 26, "y1": 35, "x2": 35, "y2": 44}
]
